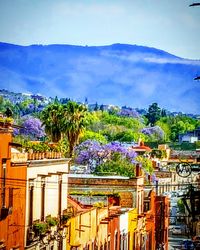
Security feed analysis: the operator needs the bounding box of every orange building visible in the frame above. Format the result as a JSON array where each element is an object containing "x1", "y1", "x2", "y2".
[
  {"x1": 0, "y1": 121, "x2": 27, "y2": 250},
  {"x1": 144, "y1": 189, "x2": 156, "y2": 250},
  {"x1": 155, "y1": 196, "x2": 169, "y2": 250}
]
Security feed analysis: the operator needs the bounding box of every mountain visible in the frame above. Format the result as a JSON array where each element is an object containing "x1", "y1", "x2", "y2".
[{"x1": 0, "y1": 42, "x2": 200, "y2": 114}]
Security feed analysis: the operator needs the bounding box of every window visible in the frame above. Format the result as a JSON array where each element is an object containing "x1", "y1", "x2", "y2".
[
  {"x1": 28, "y1": 180, "x2": 34, "y2": 226},
  {"x1": 115, "y1": 232, "x2": 118, "y2": 250},
  {"x1": 41, "y1": 178, "x2": 45, "y2": 221},
  {"x1": 58, "y1": 175, "x2": 62, "y2": 216},
  {"x1": 144, "y1": 201, "x2": 150, "y2": 212}
]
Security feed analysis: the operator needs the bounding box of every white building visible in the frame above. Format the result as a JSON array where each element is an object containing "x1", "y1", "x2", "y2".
[{"x1": 25, "y1": 158, "x2": 71, "y2": 250}]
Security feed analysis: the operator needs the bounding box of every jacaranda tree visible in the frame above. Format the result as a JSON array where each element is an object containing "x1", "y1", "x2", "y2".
[
  {"x1": 18, "y1": 116, "x2": 45, "y2": 140},
  {"x1": 75, "y1": 140, "x2": 138, "y2": 177}
]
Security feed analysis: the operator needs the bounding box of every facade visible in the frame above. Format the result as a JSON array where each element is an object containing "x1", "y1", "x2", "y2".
[
  {"x1": 25, "y1": 158, "x2": 71, "y2": 250},
  {"x1": 128, "y1": 208, "x2": 137, "y2": 249},
  {"x1": 0, "y1": 121, "x2": 27, "y2": 250},
  {"x1": 66, "y1": 206, "x2": 122, "y2": 250},
  {"x1": 144, "y1": 190, "x2": 156, "y2": 250},
  {"x1": 155, "y1": 196, "x2": 169, "y2": 250},
  {"x1": 0, "y1": 120, "x2": 71, "y2": 250},
  {"x1": 179, "y1": 127, "x2": 200, "y2": 142}
]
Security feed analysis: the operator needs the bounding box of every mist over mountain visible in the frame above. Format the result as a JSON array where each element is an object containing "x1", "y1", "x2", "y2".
[{"x1": 0, "y1": 42, "x2": 199, "y2": 114}]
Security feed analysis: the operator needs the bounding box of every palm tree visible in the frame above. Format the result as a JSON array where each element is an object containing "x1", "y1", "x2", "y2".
[
  {"x1": 62, "y1": 101, "x2": 88, "y2": 157},
  {"x1": 40, "y1": 101, "x2": 63, "y2": 142}
]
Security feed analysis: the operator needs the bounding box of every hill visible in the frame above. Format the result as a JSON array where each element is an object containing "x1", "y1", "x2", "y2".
[{"x1": 0, "y1": 42, "x2": 199, "y2": 114}]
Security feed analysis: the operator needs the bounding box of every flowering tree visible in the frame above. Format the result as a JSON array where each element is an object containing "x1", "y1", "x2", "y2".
[
  {"x1": 75, "y1": 140, "x2": 138, "y2": 176},
  {"x1": 141, "y1": 125, "x2": 164, "y2": 141},
  {"x1": 18, "y1": 116, "x2": 45, "y2": 140}
]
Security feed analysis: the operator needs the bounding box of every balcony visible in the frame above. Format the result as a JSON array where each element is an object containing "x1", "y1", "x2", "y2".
[{"x1": 27, "y1": 151, "x2": 63, "y2": 161}]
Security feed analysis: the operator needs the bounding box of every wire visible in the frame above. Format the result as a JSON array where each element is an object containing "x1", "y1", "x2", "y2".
[{"x1": 0, "y1": 177, "x2": 199, "y2": 187}]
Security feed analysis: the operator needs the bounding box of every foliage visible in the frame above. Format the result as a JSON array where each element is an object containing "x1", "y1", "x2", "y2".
[
  {"x1": 57, "y1": 138, "x2": 69, "y2": 157},
  {"x1": 46, "y1": 216, "x2": 58, "y2": 227},
  {"x1": 80, "y1": 130, "x2": 107, "y2": 144},
  {"x1": 23, "y1": 141, "x2": 50, "y2": 153},
  {"x1": 177, "y1": 199, "x2": 185, "y2": 213},
  {"x1": 195, "y1": 140, "x2": 200, "y2": 149},
  {"x1": 61, "y1": 214, "x2": 71, "y2": 224},
  {"x1": 0, "y1": 116, "x2": 14, "y2": 124},
  {"x1": 145, "y1": 103, "x2": 161, "y2": 126},
  {"x1": 101, "y1": 111, "x2": 143, "y2": 130},
  {"x1": 75, "y1": 140, "x2": 138, "y2": 176},
  {"x1": 61, "y1": 101, "x2": 89, "y2": 156},
  {"x1": 16, "y1": 116, "x2": 45, "y2": 140},
  {"x1": 158, "y1": 115, "x2": 199, "y2": 142},
  {"x1": 0, "y1": 97, "x2": 17, "y2": 118},
  {"x1": 33, "y1": 221, "x2": 48, "y2": 235},
  {"x1": 156, "y1": 120, "x2": 171, "y2": 141},
  {"x1": 135, "y1": 156, "x2": 153, "y2": 174},
  {"x1": 40, "y1": 100, "x2": 63, "y2": 142},
  {"x1": 118, "y1": 107, "x2": 141, "y2": 118},
  {"x1": 40, "y1": 100, "x2": 89, "y2": 156},
  {"x1": 112, "y1": 130, "x2": 146, "y2": 143},
  {"x1": 94, "y1": 151, "x2": 136, "y2": 177},
  {"x1": 141, "y1": 125, "x2": 165, "y2": 141},
  {"x1": 150, "y1": 149, "x2": 167, "y2": 159}
]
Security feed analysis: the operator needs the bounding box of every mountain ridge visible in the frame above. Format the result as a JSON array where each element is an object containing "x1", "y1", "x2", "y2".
[{"x1": 0, "y1": 42, "x2": 199, "y2": 114}]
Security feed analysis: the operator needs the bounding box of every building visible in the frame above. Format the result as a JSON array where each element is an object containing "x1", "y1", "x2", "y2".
[
  {"x1": 155, "y1": 196, "x2": 169, "y2": 250},
  {"x1": 0, "y1": 119, "x2": 71, "y2": 250},
  {"x1": 179, "y1": 127, "x2": 200, "y2": 143},
  {"x1": 0, "y1": 120, "x2": 27, "y2": 250},
  {"x1": 144, "y1": 190, "x2": 156, "y2": 250},
  {"x1": 25, "y1": 157, "x2": 71, "y2": 250}
]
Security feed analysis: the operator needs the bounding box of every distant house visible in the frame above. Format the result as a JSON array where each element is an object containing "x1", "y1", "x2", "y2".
[{"x1": 179, "y1": 127, "x2": 200, "y2": 143}]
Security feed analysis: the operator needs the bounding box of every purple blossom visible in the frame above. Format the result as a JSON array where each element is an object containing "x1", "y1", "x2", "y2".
[
  {"x1": 19, "y1": 116, "x2": 45, "y2": 139},
  {"x1": 75, "y1": 140, "x2": 137, "y2": 172},
  {"x1": 141, "y1": 125, "x2": 164, "y2": 140},
  {"x1": 118, "y1": 108, "x2": 140, "y2": 118}
]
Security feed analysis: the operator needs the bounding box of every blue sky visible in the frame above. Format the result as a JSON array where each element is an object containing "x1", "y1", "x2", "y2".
[{"x1": 0, "y1": 0, "x2": 200, "y2": 59}]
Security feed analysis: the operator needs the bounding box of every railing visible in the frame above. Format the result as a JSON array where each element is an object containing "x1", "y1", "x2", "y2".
[{"x1": 27, "y1": 152, "x2": 62, "y2": 160}]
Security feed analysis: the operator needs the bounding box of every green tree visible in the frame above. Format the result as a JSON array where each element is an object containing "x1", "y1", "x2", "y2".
[
  {"x1": 146, "y1": 103, "x2": 161, "y2": 126},
  {"x1": 62, "y1": 101, "x2": 89, "y2": 157},
  {"x1": 94, "y1": 102, "x2": 99, "y2": 111},
  {"x1": 40, "y1": 101, "x2": 63, "y2": 142},
  {"x1": 80, "y1": 130, "x2": 107, "y2": 144},
  {"x1": 136, "y1": 156, "x2": 153, "y2": 174},
  {"x1": 95, "y1": 152, "x2": 135, "y2": 177}
]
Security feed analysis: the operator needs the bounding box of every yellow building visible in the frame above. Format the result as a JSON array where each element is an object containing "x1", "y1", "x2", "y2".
[
  {"x1": 128, "y1": 208, "x2": 138, "y2": 249},
  {"x1": 66, "y1": 207, "x2": 109, "y2": 249}
]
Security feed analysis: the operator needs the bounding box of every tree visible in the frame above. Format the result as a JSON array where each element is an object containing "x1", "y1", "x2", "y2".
[
  {"x1": 75, "y1": 140, "x2": 138, "y2": 176},
  {"x1": 141, "y1": 126, "x2": 165, "y2": 142},
  {"x1": 62, "y1": 101, "x2": 89, "y2": 157},
  {"x1": 94, "y1": 102, "x2": 99, "y2": 111},
  {"x1": 80, "y1": 130, "x2": 107, "y2": 144},
  {"x1": 40, "y1": 101, "x2": 63, "y2": 142},
  {"x1": 4, "y1": 107, "x2": 13, "y2": 117},
  {"x1": 18, "y1": 116, "x2": 45, "y2": 140},
  {"x1": 145, "y1": 103, "x2": 161, "y2": 126}
]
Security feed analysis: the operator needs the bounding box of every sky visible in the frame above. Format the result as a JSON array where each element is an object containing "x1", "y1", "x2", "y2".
[{"x1": 0, "y1": 0, "x2": 200, "y2": 59}]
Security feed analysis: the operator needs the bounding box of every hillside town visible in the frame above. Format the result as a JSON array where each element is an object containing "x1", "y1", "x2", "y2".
[
  {"x1": 0, "y1": 94, "x2": 200, "y2": 250},
  {"x1": 1, "y1": 0, "x2": 200, "y2": 249}
]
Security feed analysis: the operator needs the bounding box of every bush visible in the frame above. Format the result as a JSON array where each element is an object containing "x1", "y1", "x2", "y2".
[
  {"x1": 33, "y1": 222, "x2": 48, "y2": 235},
  {"x1": 46, "y1": 216, "x2": 58, "y2": 227}
]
